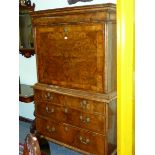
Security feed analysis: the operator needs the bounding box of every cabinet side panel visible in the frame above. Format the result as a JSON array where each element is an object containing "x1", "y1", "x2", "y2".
[
  {"x1": 108, "y1": 99, "x2": 117, "y2": 145},
  {"x1": 104, "y1": 22, "x2": 117, "y2": 93}
]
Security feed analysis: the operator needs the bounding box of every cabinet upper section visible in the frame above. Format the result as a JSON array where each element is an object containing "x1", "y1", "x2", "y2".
[{"x1": 31, "y1": 4, "x2": 116, "y2": 94}]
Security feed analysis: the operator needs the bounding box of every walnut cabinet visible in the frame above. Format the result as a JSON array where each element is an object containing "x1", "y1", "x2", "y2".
[{"x1": 31, "y1": 3, "x2": 117, "y2": 155}]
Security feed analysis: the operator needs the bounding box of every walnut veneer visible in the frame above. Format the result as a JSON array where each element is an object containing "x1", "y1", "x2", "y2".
[{"x1": 31, "y1": 3, "x2": 116, "y2": 155}]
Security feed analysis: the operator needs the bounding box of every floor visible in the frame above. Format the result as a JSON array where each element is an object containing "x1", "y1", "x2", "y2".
[{"x1": 19, "y1": 120, "x2": 82, "y2": 155}]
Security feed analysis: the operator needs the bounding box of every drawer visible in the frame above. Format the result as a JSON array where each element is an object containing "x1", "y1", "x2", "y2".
[
  {"x1": 65, "y1": 108, "x2": 106, "y2": 134},
  {"x1": 64, "y1": 95, "x2": 106, "y2": 115},
  {"x1": 34, "y1": 89, "x2": 64, "y2": 105},
  {"x1": 36, "y1": 117, "x2": 62, "y2": 141},
  {"x1": 36, "y1": 117, "x2": 106, "y2": 155},
  {"x1": 35, "y1": 102, "x2": 67, "y2": 122}
]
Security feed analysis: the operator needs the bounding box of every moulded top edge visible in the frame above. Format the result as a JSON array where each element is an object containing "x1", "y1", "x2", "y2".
[{"x1": 30, "y1": 3, "x2": 116, "y2": 18}]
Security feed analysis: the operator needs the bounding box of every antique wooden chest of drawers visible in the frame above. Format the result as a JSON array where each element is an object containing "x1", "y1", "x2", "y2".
[{"x1": 31, "y1": 3, "x2": 116, "y2": 155}]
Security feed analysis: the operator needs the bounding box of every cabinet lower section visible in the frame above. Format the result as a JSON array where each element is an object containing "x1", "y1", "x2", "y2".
[{"x1": 34, "y1": 84, "x2": 116, "y2": 155}]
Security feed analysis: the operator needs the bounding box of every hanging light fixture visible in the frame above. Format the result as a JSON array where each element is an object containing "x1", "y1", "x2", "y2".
[{"x1": 67, "y1": 0, "x2": 93, "y2": 5}]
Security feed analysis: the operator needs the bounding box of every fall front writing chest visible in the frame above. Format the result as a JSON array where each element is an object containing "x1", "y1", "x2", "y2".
[{"x1": 31, "y1": 3, "x2": 117, "y2": 155}]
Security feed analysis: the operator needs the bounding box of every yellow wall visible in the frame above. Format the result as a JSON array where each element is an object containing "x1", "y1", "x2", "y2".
[{"x1": 117, "y1": 0, "x2": 135, "y2": 154}]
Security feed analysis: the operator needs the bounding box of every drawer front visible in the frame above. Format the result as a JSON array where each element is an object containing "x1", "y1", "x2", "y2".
[
  {"x1": 34, "y1": 89, "x2": 64, "y2": 105},
  {"x1": 36, "y1": 117, "x2": 62, "y2": 141},
  {"x1": 36, "y1": 117, "x2": 106, "y2": 155},
  {"x1": 35, "y1": 89, "x2": 106, "y2": 115},
  {"x1": 64, "y1": 95, "x2": 106, "y2": 115},
  {"x1": 35, "y1": 102, "x2": 67, "y2": 122},
  {"x1": 65, "y1": 108, "x2": 106, "y2": 134},
  {"x1": 36, "y1": 23, "x2": 105, "y2": 93}
]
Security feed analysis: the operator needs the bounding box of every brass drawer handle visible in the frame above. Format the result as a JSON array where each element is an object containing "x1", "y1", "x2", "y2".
[
  {"x1": 79, "y1": 136, "x2": 90, "y2": 145},
  {"x1": 44, "y1": 92, "x2": 53, "y2": 100},
  {"x1": 80, "y1": 115, "x2": 90, "y2": 123},
  {"x1": 46, "y1": 125, "x2": 56, "y2": 132},
  {"x1": 64, "y1": 107, "x2": 68, "y2": 113},
  {"x1": 64, "y1": 27, "x2": 68, "y2": 33},
  {"x1": 64, "y1": 126, "x2": 69, "y2": 132},
  {"x1": 80, "y1": 100, "x2": 88, "y2": 109},
  {"x1": 46, "y1": 106, "x2": 55, "y2": 113}
]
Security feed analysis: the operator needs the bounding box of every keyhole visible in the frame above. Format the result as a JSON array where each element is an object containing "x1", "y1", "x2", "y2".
[{"x1": 64, "y1": 27, "x2": 68, "y2": 40}]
